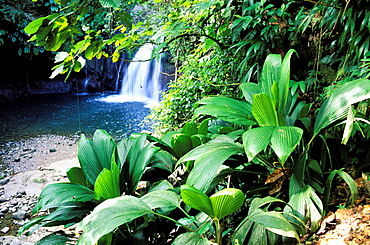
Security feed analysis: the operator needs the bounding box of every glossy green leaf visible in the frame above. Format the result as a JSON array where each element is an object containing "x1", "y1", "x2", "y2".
[
  {"x1": 249, "y1": 210, "x2": 299, "y2": 240},
  {"x1": 197, "y1": 119, "x2": 210, "y2": 135},
  {"x1": 181, "y1": 185, "x2": 213, "y2": 216},
  {"x1": 195, "y1": 97, "x2": 256, "y2": 125},
  {"x1": 33, "y1": 183, "x2": 94, "y2": 213},
  {"x1": 172, "y1": 232, "x2": 213, "y2": 245},
  {"x1": 67, "y1": 167, "x2": 88, "y2": 187},
  {"x1": 78, "y1": 135, "x2": 102, "y2": 185},
  {"x1": 252, "y1": 93, "x2": 279, "y2": 126},
  {"x1": 35, "y1": 234, "x2": 71, "y2": 245},
  {"x1": 181, "y1": 121, "x2": 198, "y2": 136},
  {"x1": 99, "y1": 0, "x2": 121, "y2": 8},
  {"x1": 180, "y1": 136, "x2": 244, "y2": 192},
  {"x1": 240, "y1": 82, "x2": 260, "y2": 103},
  {"x1": 277, "y1": 49, "x2": 297, "y2": 115},
  {"x1": 141, "y1": 190, "x2": 181, "y2": 210},
  {"x1": 94, "y1": 165, "x2": 120, "y2": 201},
  {"x1": 259, "y1": 54, "x2": 281, "y2": 102},
  {"x1": 242, "y1": 127, "x2": 274, "y2": 162},
  {"x1": 210, "y1": 188, "x2": 244, "y2": 220},
  {"x1": 24, "y1": 17, "x2": 47, "y2": 34},
  {"x1": 284, "y1": 185, "x2": 323, "y2": 231},
  {"x1": 77, "y1": 196, "x2": 153, "y2": 244},
  {"x1": 314, "y1": 78, "x2": 370, "y2": 136},
  {"x1": 92, "y1": 129, "x2": 116, "y2": 170},
  {"x1": 171, "y1": 133, "x2": 193, "y2": 159},
  {"x1": 270, "y1": 126, "x2": 303, "y2": 164}
]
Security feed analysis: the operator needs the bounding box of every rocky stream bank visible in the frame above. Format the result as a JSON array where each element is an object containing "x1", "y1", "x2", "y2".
[{"x1": 0, "y1": 135, "x2": 79, "y2": 244}]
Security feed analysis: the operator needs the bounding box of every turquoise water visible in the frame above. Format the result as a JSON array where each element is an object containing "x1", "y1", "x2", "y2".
[{"x1": 0, "y1": 93, "x2": 152, "y2": 144}]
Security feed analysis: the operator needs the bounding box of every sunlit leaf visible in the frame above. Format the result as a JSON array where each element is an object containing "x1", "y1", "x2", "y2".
[
  {"x1": 210, "y1": 188, "x2": 244, "y2": 220},
  {"x1": 270, "y1": 126, "x2": 303, "y2": 164},
  {"x1": 181, "y1": 185, "x2": 213, "y2": 216},
  {"x1": 172, "y1": 232, "x2": 213, "y2": 245},
  {"x1": 242, "y1": 127, "x2": 274, "y2": 162},
  {"x1": 77, "y1": 196, "x2": 153, "y2": 244}
]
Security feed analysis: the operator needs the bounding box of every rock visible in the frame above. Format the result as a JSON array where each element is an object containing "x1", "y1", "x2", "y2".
[
  {"x1": 17, "y1": 190, "x2": 26, "y2": 196},
  {"x1": 1, "y1": 206, "x2": 9, "y2": 213},
  {"x1": 14, "y1": 158, "x2": 20, "y2": 162},
  {"x1": 0, "y1": 195, "x2": 8, "y2": 202},
  {"x1": 49, "y1": 148, "x2": 56, "y2": 153},
  {"x1": 0, "y1": 178, "x2": 10, "y2": 185},
  {"x1": 10, "y1": 200, "x2": 18, "y2": 206},
  {"x1": 12, "y1": 210, "x2": 28, "y2": 220},
  {"x1": 1, "y1": 226, "x2": 10, "y2": 234}
]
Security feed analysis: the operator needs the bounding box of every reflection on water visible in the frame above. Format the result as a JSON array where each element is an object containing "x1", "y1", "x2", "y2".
[{"x1": 0, "y1": 93, "x2": 152, "y2": 144}]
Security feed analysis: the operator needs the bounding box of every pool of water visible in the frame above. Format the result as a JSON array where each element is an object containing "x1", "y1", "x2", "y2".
[{"x1": 0, "y1": 93, "x2": 152, "y2": 144}]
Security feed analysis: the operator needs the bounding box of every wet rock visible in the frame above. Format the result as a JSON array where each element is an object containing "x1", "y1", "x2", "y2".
[
  {"x1": 12, "y1": 210, "x2": 28, "y2": 220},
  {"x1": 1, "y1": 206, "x2": 9, "y2": 213},
  {"x1": 17, "y1": 190, "x2": 26, "y2": 196},
  {"x1": 1, "y1": 226, "x2": 10, "y2": 234},
  {"x1": 0, "y1": 195, "x2": 8, "y2": 202},
  {"x1": 49, "y1": 148, "x2": 56, "y2": 153},
  {"x1": 14, "y1": 158, "x2": 21, "y2": 162},
  {"x1": 0, "y1": 178, "x2": 10, "y2": 185},
  {"x1": 10, "y1": 200, "x2": 18, "y2": 206}
]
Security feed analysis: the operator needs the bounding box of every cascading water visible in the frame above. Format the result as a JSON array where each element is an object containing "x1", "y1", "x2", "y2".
[{"x1": 100, "y1": 43, "x2": 162, "y2": 106}]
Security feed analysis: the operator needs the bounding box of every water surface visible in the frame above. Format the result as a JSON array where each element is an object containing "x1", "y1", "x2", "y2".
[{"x1": 0, "y1": 93, "x2": 152, "y2": 144}]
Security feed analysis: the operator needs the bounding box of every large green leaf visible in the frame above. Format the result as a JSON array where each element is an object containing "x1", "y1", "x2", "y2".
[
  {"x1": 270, "y1": 126, "x2": 303, "y2": 164},
  {"x1": 249, "y1": 209, "x2": 299, "y2": 240},
  {"x1": 240, "y1": 82, "x2": 260, "y2": 104},
  {"x1": 140, "y1": 190, "x2": 181, "y2": 210},
  {"x1": 77, "y1": 196, "x2": 153, "y2": 244},
  {"x1": 181, "y1": 185, "x2": 213, "y2": 216},
  {"x1": 252, "y1": 93, "x2": 279, "y2": 126},
  {"x1": 242, "y1": 127, "x2": 274, "y2": 162},
  {"x1": 94, "y1": 163, "x2": 120, "y2": 201},
  {"x1": 284, "y1": 185, "x2": 323, "y2": 231},
  {"x1": 35, "y1": 234, "x2": 71, "y2": 245},
  {"x1": 259, "y1": 53, "x2": 281, "y2": 103},
  {"x1": 33, "y1": 183, "x2": 94, "y2": 213},
  {"x1": 194, "y1": 96, "x2": 256, "y2": 125},
  {"x1": 210, "y1": 188, "x2": 244, "y2": 220},
  {"x1": 92, "y1": 129, "x2": 116, "y2": 170},
  {"x1": 314, "y1": 78, "x2": 370, "y2": 136},
  {"x1": 172, "y1": 232, "x2": 213, "y2": 245},
  {"x1": 277, "y1": 49, "x2": 297, "y2": 115},
  {"x1": 67, "y1": 167, "x2": 88, "y2": 187},
  {"x1": 180, "y1": 136, "x2": 244, "y2": 192},
  {"x1": 230, "y1": 197, "x2": 295, "y2": 244},
  {"x1": 171, "y1": 133, "x2": 193, "y2": 159},
  {"x1": 78, "y1": 134, "x2": 101, "y2": 185},
  {"x1": 99, "y1": 0, "x2": 121, "y2": 8}
]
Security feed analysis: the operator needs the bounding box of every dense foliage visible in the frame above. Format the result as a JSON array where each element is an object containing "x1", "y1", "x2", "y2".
[{"x1": 10, "y1": 0, "x2": 370, "y2": 244}]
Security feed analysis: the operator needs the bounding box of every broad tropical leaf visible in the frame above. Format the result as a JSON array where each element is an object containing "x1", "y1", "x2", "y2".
[
  {"x1": 181, "y1": 185, "x2": 213, "y2": 216},
  {"x1": 314, "y1": 78, "x2": 370, "y2": 136},
  {"x1": 180, "y1": 136, "x2": 244, "y2": 192},
  {"x1": 171, "y1": 133, "x2": 193, "y2": 159},
  {"x1": 172, "y1": 232, "x2": 213, "y2": 245},
  {"x1": 99, "y1": 0, "x2": 121, "y2": 8},
  {"x1": 78, "y1": 134, "x2": 101, "y2": 185},
  {"x1": 33, "y1": 183, "x2": 94, "y2": 213},
  {"x1": 67, "y1": 167, "x2": 88, "y2": 187},
  {"x1": 140, "y1": 190, "x2": 181, "y2": 210},
  {"x1": 210, "y1": 188, "x2": 244, "y2": 220},
  {"x1": 194, "y1": 96, "x2": 256, "y2": 125},
  {"x1": 284, "y1": 185, "x2": 323, "y2": 231},
  {"x1": 94, "y1": 164, "x2": 120, "y2": 201},
  {"x1": 92, "y1": 129, "x2": 116, "y2": 170},
  {"x1": 243, "y1": 127, "x2": 274, "y2": 161},
  {"x1": 252, "y1": 93, "x2": 279, "y2": 126},
  {"x1": 77, "y1": 196, "x2": 153, "y2": 244},
  {"x1": 270, "y1": 126, "x2": 303, "y2": 164},
  {"x1": 240, "y1": 82, "x2": 260, "y2": 103}
]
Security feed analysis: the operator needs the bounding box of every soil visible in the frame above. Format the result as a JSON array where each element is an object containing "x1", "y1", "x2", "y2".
[{"x1": 1, "y1": 134, "x2": 79, "y2": 176}]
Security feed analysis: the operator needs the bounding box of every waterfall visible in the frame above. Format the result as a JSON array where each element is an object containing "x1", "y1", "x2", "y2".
[
  {"x1": 120, "y1": 44, "x2": 161, "y2": 102},
  {"x1": 99, "y1": 44, "x2": 162, "y2": 107}
]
